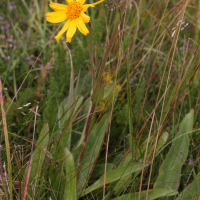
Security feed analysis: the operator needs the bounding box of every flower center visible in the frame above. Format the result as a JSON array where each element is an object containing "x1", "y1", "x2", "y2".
[{"x1": 66, "y1": 1, "x2": 82, "y2": 20}]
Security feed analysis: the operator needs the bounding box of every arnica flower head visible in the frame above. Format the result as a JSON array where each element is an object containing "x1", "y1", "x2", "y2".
[{"x1": 46, "y1": 0, "x2": 104, "y2": 43}]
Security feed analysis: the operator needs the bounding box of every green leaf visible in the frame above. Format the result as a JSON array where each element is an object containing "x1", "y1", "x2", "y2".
[
  {"x1": 112, "y1": 153, "x2": 140, "y2": 198},
  {"x1": 51, "y1": 95, "x2": 84, "y2": 179},
  {"x1": 154, "y1": 109, "x2": 194, "y2": 190},
  {"x1": 102, "y1": 83, "x2": 114, "y2": 100},
  {"x1": 91, "y1": 83, "x2": 104, "y2": 104},
  {"x1": 77, "y1": 114, "x2": 109, "y2": 193},
  {"x1": 114, "y1": 189, "x2": 178, "y2": 200},
  {"x1": 63, "y1": 148, "x2": 76, "y2": 200},
  {"x1": 112, "y1": 131, "x2": 169, "y2": 198},
  {"x1": 73, "y1": 99, "x2": 92, "y2": 150},
  {"x1": 138, "y1": 131, "x2": 169, "y2": 161},
  {"x1": 192, "y1": 167, "x2": 199, "y2": 196},
  {"x1": 80, "y1": 162, "x2": 150, "y2": 197},
  {"x1": 58, "y1": 95, "x2": 84, "y2": 135},
  {"x1": 176, "y1": 174, "x2": 200, "y2": 200},
  {"x1": 92, "y1": 163, "x2": 113, "y2": 179}
]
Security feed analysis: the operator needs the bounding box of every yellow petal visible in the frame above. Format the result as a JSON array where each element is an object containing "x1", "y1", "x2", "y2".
[
  {"x1": 80, "y1": 12, "x2": 90, "y2": 23},
  {"x1": 92, "y1": 0, "x2": 105, "y2": 6},
  {"x1": 77, "y1": 17, "x2": 89, "y2": 35},
  {"x1": 82, "y1": 4, "x2": 95, "y2": 12},
  {"x1": 79, "y1": 0, "x2": 86, "y2": 5},
  {"x1": 46, "y1": 12, "x2": 67, "y2": 23},
  {"x1": 55, "y1": 20, "x2": 71, "y2": 41},
  {"x1": 49, "y1": 2, "x2": 68, "y2": 12},
  {"x1": 66, "y1": 0, "x2": 73, "y2": 4},
  {"x1": 66, "y1": 20, "x2": 77, "y2": 43}
]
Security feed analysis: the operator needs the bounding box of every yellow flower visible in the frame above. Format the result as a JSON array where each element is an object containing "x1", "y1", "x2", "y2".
[{"x1": 46, "y1": 0, "x2": 104, "y2": 43}]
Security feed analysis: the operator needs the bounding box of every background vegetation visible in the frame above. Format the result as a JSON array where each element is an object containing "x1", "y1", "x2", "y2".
[{"x1": 0, "y1": 0, "x2": 200, "y2": 199}]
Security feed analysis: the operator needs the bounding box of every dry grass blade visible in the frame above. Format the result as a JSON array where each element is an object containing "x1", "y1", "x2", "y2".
[
  {"x1": 22, "y1": 106, "x2": 39, "y2": 200},
  {"x1": 0, "y1": 79, "x2": 12, "y2": 200}
]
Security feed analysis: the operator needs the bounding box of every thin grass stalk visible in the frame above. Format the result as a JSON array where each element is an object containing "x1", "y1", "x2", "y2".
[
  {"x1": 0, "y1": 79, "x2": 12, "y2": 200},
  {"x1": 95, "y1": 14, "x2": 121, "y2": 87},
  {"x1": 22, "y1": 106, "x2": 38, "y2": 200},
  {"x1": 103, "y1": 119, "x2": 110, "y2": 200},
  {"x1": 145, "y1": 32, "x2": 166, "y2": 199},
  {"x1": 120, "y1": 8, "x2": 184, "y2": 86},
  {"x1": 160, "y1": 0, "x2": 189, "y2": 125},
  {"x1": 138, "y1": 111, "x2": 155, "y2": 200},
  {"x1": 103, "y1": 87, "x2": 119, "y2": 199},
  {"x1": 4, "y1": 24, "x2": 61, "y2": 115},
  {"x1": 136, "y1": 0, "x2": 165, "y2": 138},
  {"x1": 137, "y1": 42, "x2": 200, "y2": 142},
  {"x1": 126, "y1": 48, "x2": 134, "y2": 154},
  {"x1": 162, "y1": 60, "x2": 200, "y2": 134},
  {"x1": 103, "y1": 2, "x2": 130, "y2": 197},
  {"x1": 145, "y1": 2, "x2": 191, "y2": 198}
]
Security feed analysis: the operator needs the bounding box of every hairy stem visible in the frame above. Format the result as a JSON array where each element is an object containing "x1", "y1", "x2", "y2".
[{"x1": 88, "y1": 22, "x2": 96, "y2": 89}]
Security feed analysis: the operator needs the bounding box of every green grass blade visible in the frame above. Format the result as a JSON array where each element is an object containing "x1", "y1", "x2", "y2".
[
  {"x1": 63, "y1": 148, "x2": 76, "y2": 200},
  {"x1": 126, "y1": 49, "x2": 134, "y2": 151}
]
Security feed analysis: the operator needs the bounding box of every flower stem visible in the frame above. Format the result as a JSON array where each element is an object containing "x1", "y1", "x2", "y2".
[
  {"x1": 88, "y1": 22, "x2": 96, "y2": 88},
  {"x1": 95, "y1": 16, "x2": 121, "y2": 87}
]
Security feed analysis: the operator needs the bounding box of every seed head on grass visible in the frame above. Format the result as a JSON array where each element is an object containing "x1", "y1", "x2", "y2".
[
  {"x1": 105, "y1": 0, "x2": 126, "y2": 11},
  {"x1": 46, "y1": 0, "x2": 105, "y2": 43}
]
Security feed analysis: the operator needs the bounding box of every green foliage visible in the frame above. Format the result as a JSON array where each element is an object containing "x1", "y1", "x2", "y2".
[
  {"x1": 44, "y1": 77, "x2": 61, "y2": 127},
  {"x1": 91, "y1": 83, "x2": 104, "y2": 104},
  {"x1": 154, "y1": 109, "x2": 194, "y2": 191},
  {"x1": 1, "y1": 0, "x2": 200, "y2": 199},
  {"x1": 80, "y1": 162, "x2": 150, "y2": 197},
  {"x1": 77, "y1": 113, "x2": 109, "y2": 193},
  {"x1": 63, "y1": 148, "x2": 76, "y2": 200},
  {"x1": 114, "y1": 189, "x2": 178, "y2": 200},
  {"x1": 24, "y1": 122, "x2": 49, "y2": 198},
  {"x1": 176, "y1": 173, "x2": 200, "y2": 200}
]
